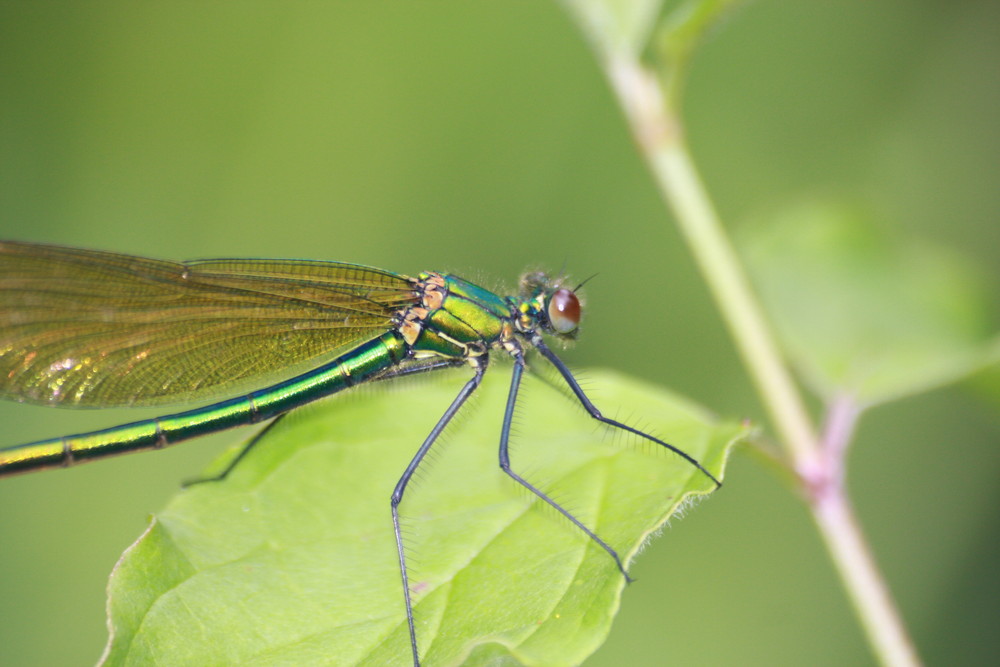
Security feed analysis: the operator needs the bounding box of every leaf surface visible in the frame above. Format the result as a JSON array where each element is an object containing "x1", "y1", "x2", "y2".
[
  {"x1": 102, "y1": 368, "x2": 743, "y2": 666},
  {"x1": 740, "y1": 200, "x2": 998, "y2": 405}
]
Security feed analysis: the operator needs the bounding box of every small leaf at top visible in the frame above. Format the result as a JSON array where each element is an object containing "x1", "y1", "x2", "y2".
[
  {"x1": 101, "y1": 368, "x2": 743, "y2": 666},
  {"x1": 559, "y1": 0, "x2": 666, "y2": 58}
]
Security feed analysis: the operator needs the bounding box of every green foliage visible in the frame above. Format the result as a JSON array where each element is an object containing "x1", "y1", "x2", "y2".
[
  {"x1": 2, "y1": 4, "x2": 996, "y2": 666},
  {"x1": 102, "y1": 370, "x2": 744, "y2": 666},
  {"x1": 560, "y1": 0, "x2": 744, "y2": 62},
  {"x1": 739, "y1": 200, "x2": 998, "y2": 405},
  {"x1": 559, "y1": 0, "x2": 665, "y2": 57}
]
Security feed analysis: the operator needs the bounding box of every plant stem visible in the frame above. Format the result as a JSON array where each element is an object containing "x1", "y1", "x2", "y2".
[
  {"x1": 607, "y1": 57, "x2": 818, "y2": 463},
  {"x1": 604, "y1": 55, "x2": 920, "y2": 667},
  {"x1": 809, "y1": 395, "x2": 920, "y2": 666}
]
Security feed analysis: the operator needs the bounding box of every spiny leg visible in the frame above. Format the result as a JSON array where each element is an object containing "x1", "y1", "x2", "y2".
[
  {"x1": 498, "y1": 348, "x2": 632, "y2": 581},
  {"x1": 182, "y1": 412, "x2": 289, "y2": 487},
  {"x1": 374, "y1": 357, "x2": 467, "y2": 382},
  {"x1": 532, "y1": 335, "x2": 722, "y2": 488},
  {"x1": 392, "y1": 356, "x2": 487, "y2": 667},
  {"x1": 182, "y1": 358, "x2": 467, "y2": 488}
]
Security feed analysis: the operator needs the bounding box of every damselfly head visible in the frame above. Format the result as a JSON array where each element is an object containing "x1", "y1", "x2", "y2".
[
  {"x1": 518, "y1": 271, "x2": 583, "y2": 337},
  {"x1": 546, "y1": 288, "x2": 581, "y2": 334}
]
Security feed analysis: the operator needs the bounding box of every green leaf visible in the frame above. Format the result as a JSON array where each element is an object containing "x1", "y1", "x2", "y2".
[
  {"x1": 560, "y1": 0, "x2": 743, "y2": 61},
  {"x1": 739, "y1": 200, "x2": 999, "y2": 405},
  {"x1": 655, "y1": 0, "x2": 746, "y2": 64},
  {"x1": 559, "y1": 0, "x2": 666, "y2": 58},
  {"x1": 651, "y1": 0, "x2": 746, "y2": 106},
  {"x1": 102, "y1": 368, "x2": 744, "y2": 666}
]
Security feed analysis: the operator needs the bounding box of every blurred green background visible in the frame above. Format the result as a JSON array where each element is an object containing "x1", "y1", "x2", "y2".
[{"x1": 1, "y1": 2, "x2": 997, "y2": 665}]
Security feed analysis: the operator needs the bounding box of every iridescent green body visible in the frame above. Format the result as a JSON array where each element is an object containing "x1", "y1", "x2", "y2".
[
  {"x1": 0, "y1": 241, "x2": 717, "y2": 667},
  {"x1": 0, "y1": 334, "x2": 406, "y2": 473},
  {"x1": 0, "y1": 256, "x2": 513, "y2": 477}
]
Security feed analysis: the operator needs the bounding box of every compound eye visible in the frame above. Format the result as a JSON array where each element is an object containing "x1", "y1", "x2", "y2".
[{"x1": 547, "y1": 288, "x2": 581, "y2": 334}]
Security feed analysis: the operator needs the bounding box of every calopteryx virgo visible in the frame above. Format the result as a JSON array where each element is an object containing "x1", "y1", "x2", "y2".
[{"x1": 0, "y1": 240, "x2": 719, "y2": 666}]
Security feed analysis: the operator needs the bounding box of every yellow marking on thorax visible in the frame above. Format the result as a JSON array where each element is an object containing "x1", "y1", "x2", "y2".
[
  {"x1": 420, "y1": 273, "x2": 446, "y2": 311},
  {"x1": 398, "y1": 307, "x2": 429, "y2": 346}
]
